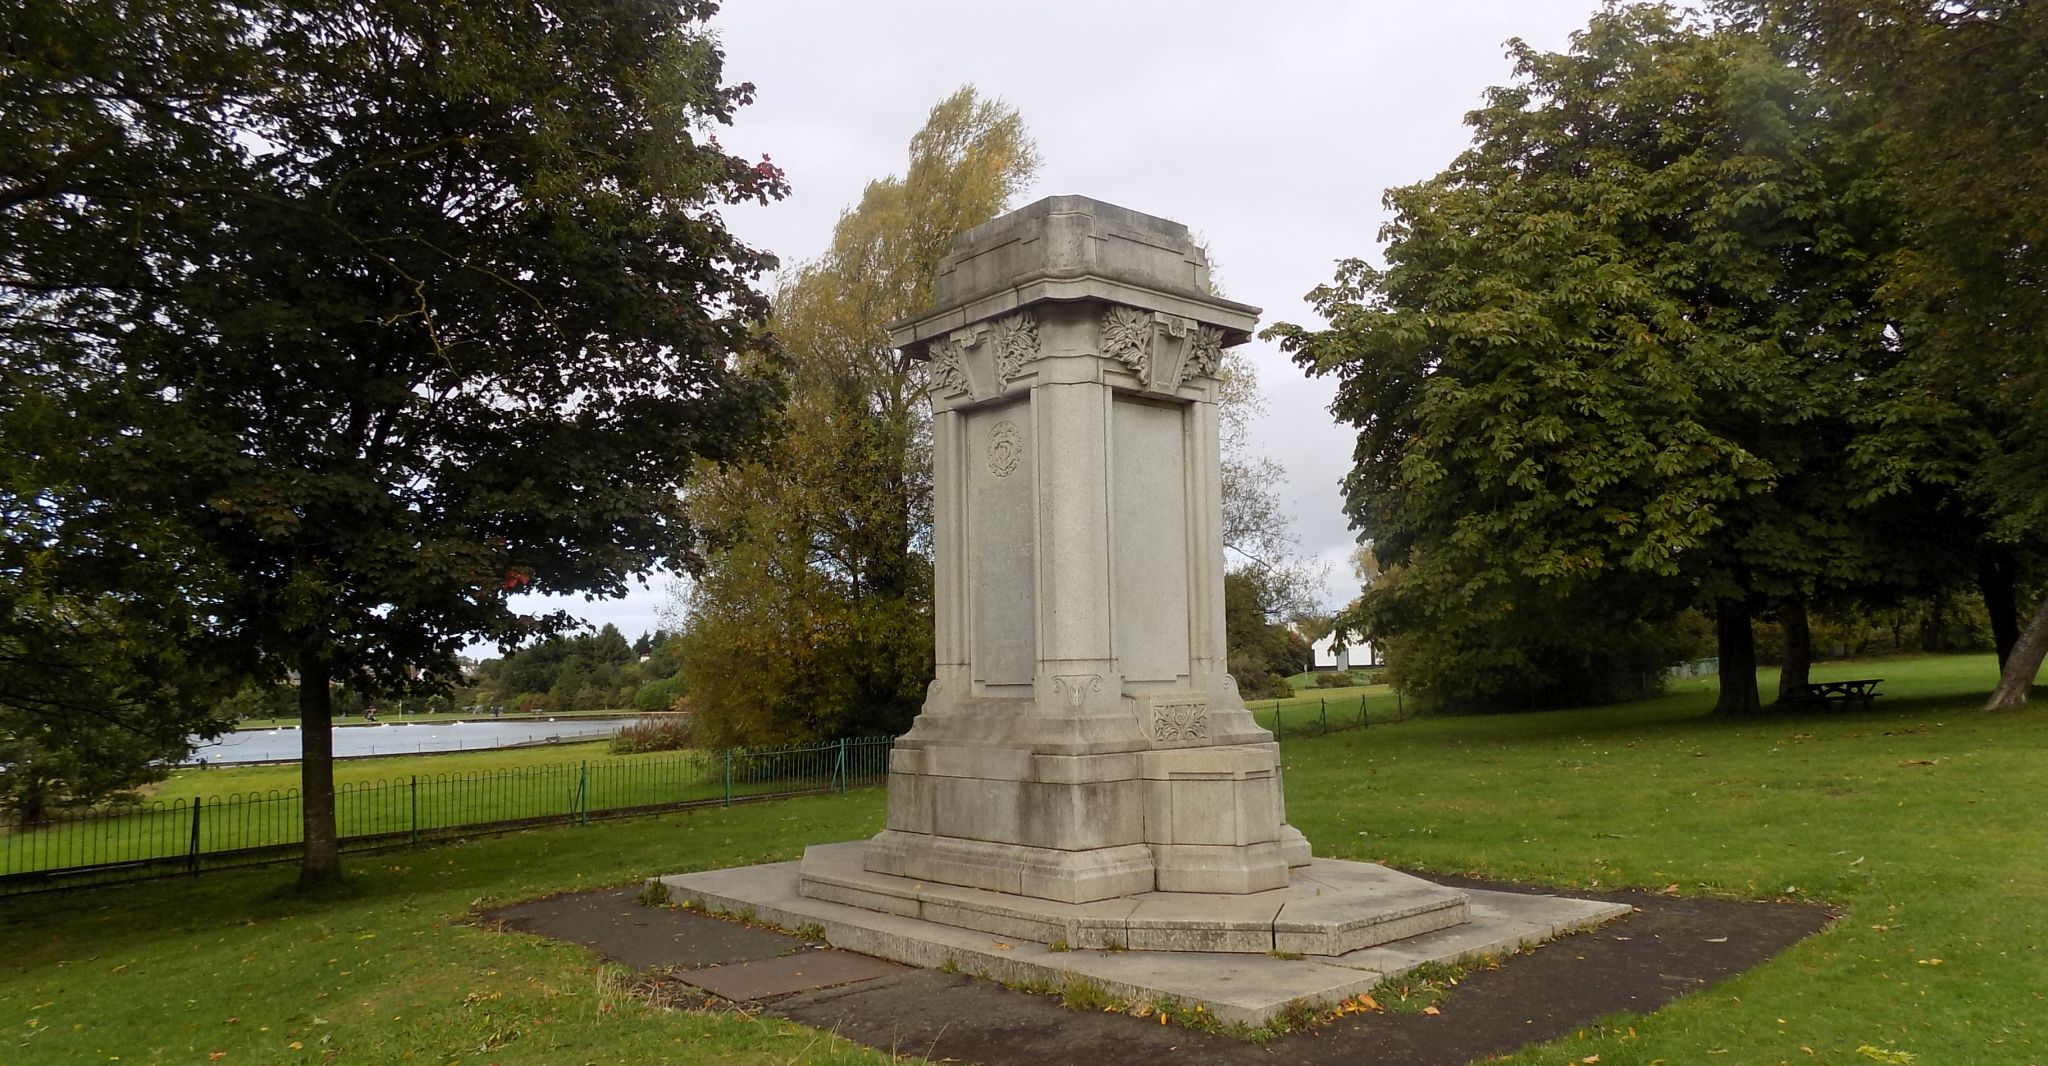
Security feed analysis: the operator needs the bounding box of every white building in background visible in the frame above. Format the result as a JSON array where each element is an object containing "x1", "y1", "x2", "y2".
[{"x1": 1299, "y1": 628, "x2": 1381, "y2": 672}]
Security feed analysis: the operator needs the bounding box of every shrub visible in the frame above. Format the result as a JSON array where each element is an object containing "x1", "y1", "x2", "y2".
[
  {"x1": 609, "y1": 709, "x2": 697, "y2": 754},
  {"x1": 633, "y1": 675, "x2": 685, "y2": 713},
  {"x1": 1314, "y1": 671, "x2": 1356, "y2": 689},
  {"x1": 1237, "y1": 671, "x2": 1293, "y2": 701}
]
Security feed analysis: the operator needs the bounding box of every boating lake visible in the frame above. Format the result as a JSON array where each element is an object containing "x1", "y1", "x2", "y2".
[{"x1": 187, "y1": 717, "x2": 637, "y2": 764}]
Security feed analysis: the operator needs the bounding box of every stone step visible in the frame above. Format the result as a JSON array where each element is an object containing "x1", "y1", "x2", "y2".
[
  {"x1": 655, "y1": 856, "x2": 1630, "y2": 1028},
  {"x1": 794, "y1": 841, "x2": 1470, "y2": 956}
]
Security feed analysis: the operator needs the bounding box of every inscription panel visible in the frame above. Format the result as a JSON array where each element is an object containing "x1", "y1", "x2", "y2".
[
  {"x1": 1112, "y1": 398, "x2": 1191, "y2": 682},
  {"x1": 969, "y1": 403, "x2": 1036, "y2": 686}
]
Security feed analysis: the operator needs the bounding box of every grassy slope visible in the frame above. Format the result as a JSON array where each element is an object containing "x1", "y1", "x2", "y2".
[{"x1": 2, "y1": 653, "x2": 2043, "y2": 1064}]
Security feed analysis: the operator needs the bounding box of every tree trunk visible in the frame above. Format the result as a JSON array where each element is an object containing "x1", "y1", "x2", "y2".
[
  {"x1": 18, "y1": 771, "x2": 48, "y2": 826},
  {"x1": 1985, "y1": 592, "x2": 2048, "y2": 710},
  {"x1": 1776, "y1": 600, "x2": 1812, "y2": 707},
  {"x1": 1923, "y1": 590, "x2": 1947, "y2": 652},
  {"x1": 1979, "y1": 552, "x2": 2021, "y2": 669},
  {"x1": 1714, "y1": 601, "x2": 1762, "y2": 716},
  {"x1": 298, "y1": 654, "x2": 342, "y2": 887}
]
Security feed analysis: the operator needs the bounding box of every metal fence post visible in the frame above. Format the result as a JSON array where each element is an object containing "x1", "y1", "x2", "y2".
[
  {"x1": 1274, "y1": 706, "x2": 1283, "y2": 743},
  {"x1": 836, "y1": 737, "x2": 848, "y2": 794},
  {"x1": 1320, "y1": 698, "x2": 1329, "y2": 734},
  {"x1": 409, "y1": 776, "x2": 419, "y2": 845},
  {"x1": 187, "y1": 796, "x2": 202, "y2": 874},
  {"x1": 723, "y1": 749, "x2": 733, "y2": 807},
  {"x1": 577, "y1": 762, "x2": 588, "y2": 825}
]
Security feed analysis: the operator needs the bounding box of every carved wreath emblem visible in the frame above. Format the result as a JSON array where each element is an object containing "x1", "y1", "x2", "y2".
[
  {"x1": 986, "y1": 420, "x2": 1021, "y2": 477},
  {"x1": 1153, "y1": 701, "x2": 1209, "y2": 743}
]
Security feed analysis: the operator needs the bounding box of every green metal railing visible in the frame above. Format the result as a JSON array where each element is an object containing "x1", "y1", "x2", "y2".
[
  {"x1": 0, "y1": 736, "x2": 892, "y2": 897},
  {"x1": 1243, "y1": 691, "x2": 1410, "y2": 740}
]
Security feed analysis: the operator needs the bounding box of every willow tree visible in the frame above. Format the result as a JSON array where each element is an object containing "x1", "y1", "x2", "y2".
[
  {"x1": 1270, "y1": 6, "x2": 1901, "y2": 716},
  {"x1": 2, "y1": 0, "x2": 785, "y2": 884},
  {"x1": 676, "y1": 88, "x2": 1038, "y2": 744}
]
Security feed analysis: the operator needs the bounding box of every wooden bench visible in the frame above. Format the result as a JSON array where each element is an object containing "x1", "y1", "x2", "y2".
[{"x1": 1801, "y1": 678, "x2": 1881, "y2": 710}]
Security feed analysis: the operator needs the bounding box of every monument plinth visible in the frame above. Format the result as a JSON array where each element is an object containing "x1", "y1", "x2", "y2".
[
  {"x1": 659, "y1": 201, "x2": 1627, "y2": 1019},
  {"x1": 851, "y1": 195, "x2": 1311, "y2": 904}
]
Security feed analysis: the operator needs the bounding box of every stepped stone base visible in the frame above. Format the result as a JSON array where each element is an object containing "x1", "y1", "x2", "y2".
[
  {"x1": 792, "y1": 841, "x2": 1469, "y2": 956},
  {"x1": 655, "y1": 852, "x2": 1630, "y2": 1027}
]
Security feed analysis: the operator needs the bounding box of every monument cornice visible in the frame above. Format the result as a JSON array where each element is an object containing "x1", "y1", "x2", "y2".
[
  {"x1": 887, "y1": 272, "x2": 1261, "y2": 352},
  {"x1": 919, "y1": 298, "x2": 1238, "y2": 405}
]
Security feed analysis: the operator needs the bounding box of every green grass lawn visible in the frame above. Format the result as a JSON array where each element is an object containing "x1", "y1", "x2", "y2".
[
  {"x1": 2, "y1": 652, "x2": 2042, "y2": 1064},
  {"x1": 5, "y1": 741, "x2": 877, "y2": 878}
]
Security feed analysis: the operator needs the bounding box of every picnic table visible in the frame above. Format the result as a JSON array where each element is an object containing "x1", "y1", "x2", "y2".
[{"x1": 1801, "y1": 678, "x2": 1882, "y2": 710}]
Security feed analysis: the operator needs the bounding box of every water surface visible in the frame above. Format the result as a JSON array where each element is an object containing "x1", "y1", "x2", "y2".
[{"x1": 187, "y1": 717, "x2": 634, "y2": 764}]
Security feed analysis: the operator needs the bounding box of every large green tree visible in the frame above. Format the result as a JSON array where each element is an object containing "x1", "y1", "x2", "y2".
[
  {"x1": 4, "y1": 369, "x2": 243, "y2": 821},
  {"x1": 1736, "y1": 0, "x2": 2048, "y2": 708},
  {"x1": 675, "y1": 88, "x2": 1036, "y2": 745},
  {"x1": 2, "y1": 0, "x2": 784, "y2": 883},
  {"x1": 1270, "y1": 5, "x2": 1903, "y2": 715}
]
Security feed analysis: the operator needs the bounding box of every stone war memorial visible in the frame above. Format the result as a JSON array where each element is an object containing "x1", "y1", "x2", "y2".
[{"x1": 658, "y1": 196, "x2": 1627, "y2": 1025}]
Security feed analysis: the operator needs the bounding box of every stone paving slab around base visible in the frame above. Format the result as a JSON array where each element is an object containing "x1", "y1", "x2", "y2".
[
  {"x1": 485, "y1": 886, "x2": 811, "y2": 972},
  {"x1": 673, "y1": 950, "x2": 909, "y2": 1002},
  {"x1": 656, "y1": 858, "x2": 1631, "y2": 1028}
]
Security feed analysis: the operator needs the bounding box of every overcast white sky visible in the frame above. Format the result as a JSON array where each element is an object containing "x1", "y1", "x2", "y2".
[{"x1": 495, "y1": 0, "x2": 1613, "y2": 650}]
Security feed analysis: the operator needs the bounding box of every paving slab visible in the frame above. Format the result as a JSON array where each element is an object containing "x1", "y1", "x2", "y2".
[
  {"x1": 485, "y1": 886, "x2": 808, "y2": 972},
  {"x1": 674, "y1": 950, "x2": 908, "y2": 1001}
]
